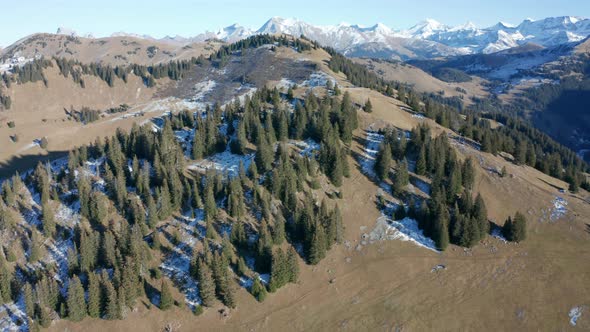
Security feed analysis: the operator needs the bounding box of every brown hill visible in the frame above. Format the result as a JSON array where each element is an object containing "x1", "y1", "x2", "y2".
[
  {"x1": 1, "y1": 33, "x2": 222, "y2": 65},
  {"x1": 353, "y1": 57, "x2": 488, "y2": 104}
]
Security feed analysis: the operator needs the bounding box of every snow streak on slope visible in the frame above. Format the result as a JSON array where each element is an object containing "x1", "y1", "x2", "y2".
[
  {"x1": 370, "y1": 216, "x2": 438, "y2": 252},
  {"x1": 358, "y1": 131, "x2": 384, "y2": 180},
  {"x1": 159, "y1": 211, "x2": 205, "y2": 310}
]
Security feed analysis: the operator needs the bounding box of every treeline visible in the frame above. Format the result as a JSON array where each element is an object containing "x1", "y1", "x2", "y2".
[
  {"x1": 3, "y1": 59, "x2": 53, "y2": 87},
  {"x1": 54, "y1": 56, "x2": 206, "y2": 88},
  {"x1": 211, "y1": 34, "x2": 313, "y2": 67},
  {"x1": 461, "y1": 111, "x2": 588, "y2": 192},
  {"x1": 323, "y1": 44, "x2": 588, "y2": 191},
  {"x1": 68, "y1": 104, "x2": 130, "y2": 124}
]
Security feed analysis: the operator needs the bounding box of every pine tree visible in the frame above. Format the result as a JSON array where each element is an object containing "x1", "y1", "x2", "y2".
[
  {"x1": 364, "y1": 99, "x2": 373, "y2": 113},
  {"x1": 434, "y1": 202, "x2": 450, "y2": 251},
  {"x1": 269, "y1": 249, "x2": 287, "y2": 292},
  {"x1": 255, "y1": 136, "x2": 273, "y2": 173},
  {"x1": 515, "y1": 139, "x2": 527, "y2": 165},
  {"x1": 87, "y1": 273, "x2": 101, "y2": 318},
  {"x1": 0, "y1": 254, "x2": 12, "y2": 303},
  {"x1": 24, "y1": 283, "x2": 35, "y2": 318},
  {"x1": 374, "y1": 142, "x2": 392, "y2": 182},
  {"x1": 219, "y1": 272, "x2": 236, "y2": 308},
  {"x1": 392, "y1": 159, "x2": 409, "y2": 196},
  {"x1": 191, "y1": 179, "x2": 203, "y2": 210},
  {"x1": 462, "y1": 157, "x2": 475, "y2": 190},
  {"x1": 308, "y1": 222, "x2": 327, "y2": 265},
  {"x1": 67, "y1": 275, "x2": 87, "y2": 321},
  {"x1": 104, "y1": 278, "x2": 119, "y2": 320},
  {"x1": 473, "y1": 193, "x2": 489, "y2": 238},
  {"x1": 287, "y1": 246, "x2": 299, "y2": 283},
  {"x1": 196, "y1": 258, "x2": 216, "y2": 307},
  {"x1": 37, "y1": 303, "x2": 51, "y2": 328},
  {"x1": 41, "y1": 201, "x2": 56, "y2": 238},
  {"x1": 251, "y1": 278, "x2": 267, "y2": 302},
  {"x1": 416, "y1": 145, "x2": 427, "y2": 176},
  {"x1": 147, "y1": 194, "x2": 159, "y2": 229},
  {"x1": 204, "y1": 181, "x2": 217, "y2": 220},
  {"x1": 330, "y1": 146, "x2": 344, "y2": 187},
  {"x1": 159, "y1": 279, "x2": 173, "y2": 310},
  {"x1": 505, "y1": 212, "x2": 527, "y2": 242},
  {"x1": 1, "y1": 182, "x2": 15, "y2": 207},
  {"x1": 29, "y1": 230, "x2": 41, "y2": 263}
]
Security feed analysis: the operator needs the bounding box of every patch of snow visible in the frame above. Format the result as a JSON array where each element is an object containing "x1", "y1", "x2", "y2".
[
  {"x1": 55, "y1": 203, "x2": 81, "y2": 228},
  {"x1": 45, "y1": 237, "x2": 74, "y2": 293},
  {"x1": 0, "y1": 301, "x2": 28, "y2": 331},
  {"x1": 550, "y1": 196, "x2": 567, "y2": 222},
  {"x1": 258, "y1": 273, "x2": 270, "y2": 285},
  {"x1": 370, "y1": 216, "x2": 438, "y2": 252},
  {"x1": 569, "y1": 306, "x2": 586, "y2": 326},
  {"x1": 190, "y1": 80, "x2": 217, "y2": 103},
  {"x1": 289, "y1": 139, "x2": 320, "y2": 157},
  {"x1": 358, "y1": 131, "x2": 384, "y2": 180},
  {"x1": 160, "y1": 211, "x2": 205, "y2": 309},
  {"x1": 301, "y1": 71, "x2": 336, "y2": 88},
  {"x1": 276, "y1": 78, "x2": 296, "y2": 90},
  {"x1": 188, "y1": 151, "x2": 254, "y2": 177}
]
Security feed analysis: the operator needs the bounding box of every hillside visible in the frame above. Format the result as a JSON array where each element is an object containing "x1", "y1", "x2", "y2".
[
  {"x1": 0, "y1": 33, "x2": 222, "y2": 66},
  {"x1": 353, "y1": 58, "x2": 488, "y2": 104},
  {"x1": 0, "y1": 35, "x2": 588, "y2": 332}
]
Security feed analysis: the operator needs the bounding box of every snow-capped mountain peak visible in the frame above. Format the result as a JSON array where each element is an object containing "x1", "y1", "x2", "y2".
[
  {"x1": 46, "y1": 15, "x2": 590, "y2": 61},
  {"x1": 403, "y1": 19, "x2": 448, "y2": 38}
]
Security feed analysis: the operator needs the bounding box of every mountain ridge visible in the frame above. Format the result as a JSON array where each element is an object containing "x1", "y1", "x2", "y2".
[{"x1": 30, "y1": 16, "x2": 588, "y2": 60}]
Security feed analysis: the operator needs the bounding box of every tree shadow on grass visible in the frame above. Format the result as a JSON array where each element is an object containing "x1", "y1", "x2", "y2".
[{"x1": 0, "y1": 150, "x2": 68, "y2": 179}]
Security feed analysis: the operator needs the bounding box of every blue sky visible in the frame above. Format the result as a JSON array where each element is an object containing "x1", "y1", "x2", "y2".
[{"x1": 1, "y1": 0, "x2": 589, "y2": 46}]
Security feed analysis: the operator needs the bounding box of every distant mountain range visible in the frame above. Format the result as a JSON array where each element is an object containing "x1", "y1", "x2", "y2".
[{"x1": 53, "y1": 16, "x2": 590, "y2": 60}]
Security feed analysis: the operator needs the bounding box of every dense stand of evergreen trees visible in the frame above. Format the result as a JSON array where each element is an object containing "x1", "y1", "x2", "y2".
[
  {"x1": 324, "y1": 44, "x2": 588, "y2": 192},
  {"x1": 211, "y1": 34, "x2": 312, "y2": 67},
  {"x1": 0, "y1": 75, "x2": 355, "y2": 325},
  {"x1": 373, "y1": 123, "x2": 489, "y2": 250}
]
